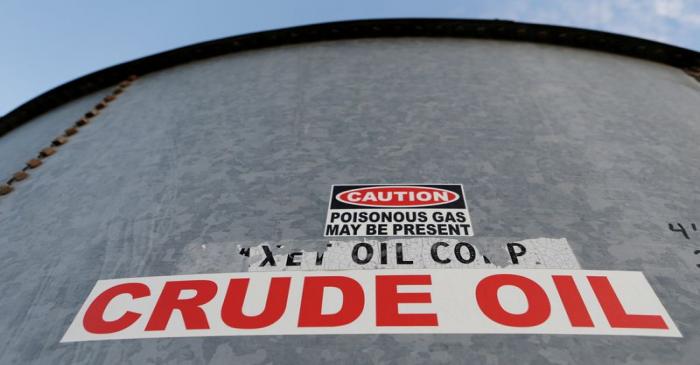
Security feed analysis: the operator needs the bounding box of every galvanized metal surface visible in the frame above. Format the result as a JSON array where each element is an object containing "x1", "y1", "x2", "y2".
[
  {"x1": 0, "y1": 38, "x2": 699, "y2": 364},
  {"x1": 5, "y1": 18, "x2": 700, "y2": 138}
]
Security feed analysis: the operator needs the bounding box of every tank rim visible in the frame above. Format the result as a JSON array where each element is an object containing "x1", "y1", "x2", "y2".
[{"x1": 2, "y1": 17, "x2": 700, "y2": 136}]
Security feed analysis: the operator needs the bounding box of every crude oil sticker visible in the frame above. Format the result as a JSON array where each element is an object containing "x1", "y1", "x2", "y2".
[
  {"x1": 240, "y1": 237, "x2": 581, "y2": 271},
  {"x1": 62, "y1": 268, "x2": 680, "y2": 342},
  {"x1": 325, "y1": 184, "x2": 473, "y2": 237}
]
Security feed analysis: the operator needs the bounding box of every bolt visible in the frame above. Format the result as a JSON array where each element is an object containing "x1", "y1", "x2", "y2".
[
  {"x1": 39, "y1": 147, "x2": 56, "y2": 157},
  {"x1": 52, "y1": 136, "x2": 69, "y2": 146},
  {"x1": 64, "y1": 127, "x2": 78, "y2": 136},
  {"x1": 95, "y1": 101, "x2": 108, "y2": 110},
  {"x1": 0, "y1": 184, "x2": 13, "y2": 196},
  {"x1": 26, "y1": 159, "x2": 42, "y2": 169},
  {"x1": 13, "y1": 171, "x2": 28, "y2": 181},
  {"x1": 84, "y1": 110, "x2": 99, "y2": 118},
  {"x1": 75, "y1": 118, "x2": 89, "y2": 127}
]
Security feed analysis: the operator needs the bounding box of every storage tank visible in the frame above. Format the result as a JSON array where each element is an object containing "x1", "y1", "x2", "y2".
[{"x1": 1, "y1": 19, "x2": 699, "y2": 364}]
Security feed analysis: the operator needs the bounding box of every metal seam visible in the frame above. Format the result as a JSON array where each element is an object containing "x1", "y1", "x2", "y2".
[{"x1": 0, "y1": 75, "x2": 138, "y2": 197}]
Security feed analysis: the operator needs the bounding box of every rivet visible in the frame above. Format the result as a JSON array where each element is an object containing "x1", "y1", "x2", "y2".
[
  {"x1": 104, "y1": 95, "x2": 116, "y2": 102},
  {"x1": 76, "y1": 118, "x2": 89, "y2": 127},
  {"x1": 95, "y1": 101, "x2": 108, "y2": 110},
  {"x1": 64, "y1": 127, "x2": 79, "y2": 136},
  {"x1": 26, "y1": 159, "x2": 42, "y2": 169},
  {"x1": 127, "y1": 75, "x2": 138, "y2": 81},
  {"x1": 113, "y1": 88, "x2": 124, "y2": 95},
  {"x1": 52, "y1": 136, "x2": 69, "y2": 146},
  {"x1": 13, "y1": 171, "x2": 28, "y2": 181},
  {"x1": 84, "y1": 110, "x2": 98, "y2": 118},
  {"x1": 40, "y1": 147, "x2": 56, "y2": 157},
  {"x1": 0, "y1": 184, "x2": 13, "y2": 196},
  {"x1": 119, "y1": 81, "x2": 131, "y2": 88}
]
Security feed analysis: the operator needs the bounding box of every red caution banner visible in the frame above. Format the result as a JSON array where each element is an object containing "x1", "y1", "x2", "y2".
[{"x1": 62, "y1": 269, "x2": 680, "y2": 342}]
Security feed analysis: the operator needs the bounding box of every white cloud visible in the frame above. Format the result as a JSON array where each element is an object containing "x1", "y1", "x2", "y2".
[
  {"x1": 495, "y1": 0, "x2": 673, "y2": 42},
  {"x1": 488, "y1": 0, "x2": 700, "y2": 47},
  {"x1": 654, "y1": 0, "x2": 700, "y2": 25}
]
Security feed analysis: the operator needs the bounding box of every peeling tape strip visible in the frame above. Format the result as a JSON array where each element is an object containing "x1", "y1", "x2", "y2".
[{"x1": 242, "y1": 237, "x2": 581, "y2": 272}]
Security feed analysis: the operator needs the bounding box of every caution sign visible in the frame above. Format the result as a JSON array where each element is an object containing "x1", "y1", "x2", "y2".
[
  {"x1": 62, "y1": 269, "x2": 681, "y2": 342},
  {"x1": 324, "y1": 184, "x2": 473, "y2": 237}
]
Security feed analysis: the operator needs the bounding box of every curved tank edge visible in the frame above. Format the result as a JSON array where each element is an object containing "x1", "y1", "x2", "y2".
[{"x1": 2, "y1": 17, "x2": 700, "y2": 136}]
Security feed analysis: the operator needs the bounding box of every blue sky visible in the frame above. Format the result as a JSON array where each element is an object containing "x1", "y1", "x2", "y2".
[{"x1": 2, "y1": 0, "x2": 700, "y2": 116}]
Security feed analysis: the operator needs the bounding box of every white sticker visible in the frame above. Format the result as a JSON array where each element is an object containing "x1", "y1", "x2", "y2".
[
  {"x1": 324, "y1": 184, "x2": 473, "y2": 237},
  {"x1": 62, "y1": 268, "x2": 680, "y2": 342},
  {"x1": 241, "y1": 237, "x2": 580, "y2": 271}
]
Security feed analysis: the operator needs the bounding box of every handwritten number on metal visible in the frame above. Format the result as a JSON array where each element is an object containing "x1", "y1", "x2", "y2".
[{"x1": 668, "y1": 222, "x2": 697, "y2": 240}]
